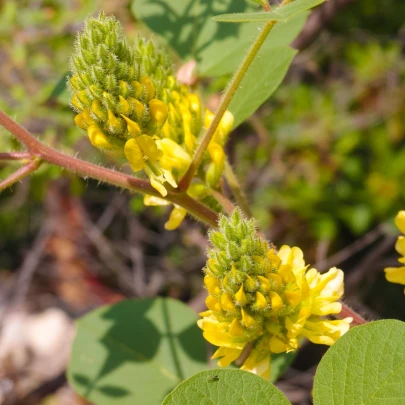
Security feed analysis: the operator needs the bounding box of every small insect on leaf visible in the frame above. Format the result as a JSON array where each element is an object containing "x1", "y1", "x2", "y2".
[{"x1": 208, "y1": 374, "x2": 219, "y2": 382}]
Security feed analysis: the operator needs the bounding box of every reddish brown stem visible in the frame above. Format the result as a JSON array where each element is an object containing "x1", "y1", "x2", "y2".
[
  {"x1": 0, "y1": 160, "x2": 40, "y2": 191},
  {"x1": 0, "y1": 110, "x2": 219, "y2": 228},
  {"x1": 0, "y1": 152, "x2": 33, "y2": 161},
  {"x1": 339, "y1": 303, "x2": 367, "y2": 326}
]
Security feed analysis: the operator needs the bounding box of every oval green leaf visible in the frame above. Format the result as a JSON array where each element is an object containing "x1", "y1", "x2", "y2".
[
  {"x1": 68, "y1": 298, "x2": 208, "y2": 405},
  {"x1": 313, "y1": 319, "x2": 405, "y2": 405},
  {"x1": 229, "y1": 46, "x2": 297, "y2": 129},
  {"x1": 162, "y1": 369, "x2": 292, "y2": 405},
  {"x1": 213, "y1": 0, "x2": 326, "y2": 23}
]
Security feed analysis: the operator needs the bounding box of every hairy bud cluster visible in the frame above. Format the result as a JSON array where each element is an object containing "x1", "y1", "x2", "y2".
[
  {"x1": 69, "y1": 12, "x2": 234, "y2": 222},
  {"x1": 198, "y1": 209, "x2": 352, "y2": 380}
]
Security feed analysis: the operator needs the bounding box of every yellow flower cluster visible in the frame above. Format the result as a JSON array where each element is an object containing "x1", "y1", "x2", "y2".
[
  {"x1": 384, "y1": 211, "x2": 405, "y2": 293},
  {"x1": 69, "y1": 12, "x2": 233, "y2": 214},
  {"x1": 198, "y1": 209, "x2": 352, "y2": 379}
]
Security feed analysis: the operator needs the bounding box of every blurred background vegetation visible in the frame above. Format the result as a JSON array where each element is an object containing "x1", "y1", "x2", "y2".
[{"x1": 0, "y1": 0, "x2": 404, "y2": 404}]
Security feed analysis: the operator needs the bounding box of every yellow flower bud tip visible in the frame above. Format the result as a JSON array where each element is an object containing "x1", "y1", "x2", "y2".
[
  {"x1": 269, "y1": 291, "x2": 284, "y2": 313},
  {"x1": 241, "y1": 308, "x2": 256, "y2": 328},
  {"x1": 131, "y1": 81, "x2": 144, "y2": 99},
  {"x1": 128, "y1": 97, "x2": 146, "y2": 122},
  {"x1": 204, "y1": 109, "x2": 215, "y2": 130},
  {"x1": 244, "y1": 274, "x2": 257, "y2": 292},
  {"x1": 121, "y1": 115, "x2": 142, "y2": 138},
  {"x1": 149, "y1": 99, "x2": 168, "y2": 125},
  {"x1": 187, "y1": 93, "x2": 201, "y2": 114},
  {"x1": 208, "y1": 143, "x2": 225, "y2": 166},
  {"x1": 140, "y1": 76, "x2": 155, "y2": 101},
  {"x1": 231, "y1": 263, "x2": 238, "y2": 278},
  {"x1": 204, "y1": 275, "x2": 221, "y2": 296},
  {"x1": 254, "y1": 291, "x2": 268, "y2": 311},
  {"x1": 124, "y1": 138, "x2": 145, "y2": 172},
  {"x1": 74, "y1": 113, "x2": 88, "y2": 130},
  {"x1": 229, "y1": 318, "x2": 245, "y2": 337},
  {"x1": 82, "y1": 108, "x2": 96, "y2": 125},
  {"x1": 257, "y1": 276, "x2": 271, "y2": 292},
  {"x1": 118, "y1": 95, "x2": 131, "y2": 115},
  {"x1": 235, "y1": 285, "x2": 248, "y2": 306},
  {"x1": 71, "y1": 94, "x2": 84, "y2": 111},
  {"x1": 91, "y1": 99, "x2": 108, "y2": 121},
  {"x1": 267, "y1": 273, "x2": 283, "y2": 291},
  {"x1": 119, "y1": 80, "x2": 130, "y2": 97},
  {"x1": 221, "y1": 293, "x2": 237, "y2": 313},
  {"x1": 87, "y1": 125, "x2": 114, "y2": 149},
  {"x1": 70, "y1": 75, "x2": 81, "y2": 90},
  {"x1": 77, "y1": 90, "x2": 91, "y2": 106},
  {"x1": 219, "y1": 110, "x2": 234, "y2": 133},
  {"x1": 107, "y1": 109, "x2": 124, "y2": 134},
  {"x1": 206, "y1": 295, "x2": 222, "y2": 313}
]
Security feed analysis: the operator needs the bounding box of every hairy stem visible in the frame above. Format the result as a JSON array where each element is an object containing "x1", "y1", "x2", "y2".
[
  {"x1": 0, "y1": 160, "x2": 41, "y2": 191},
  {"x1": 339, "y1": 303, "x2": 367, "y2": 326},
  {"x1": 178, "y1": 0, "x2": 294, "y2": 192},
  {"x1": 0, "y1": 110, "x2": 218, "y2": 228},
  {"x1": 224, "y1": 161, "x2": 253, "y2": 218},
  {"x1": 0, "y1": 152, "x2": 33, "y2": 161}
]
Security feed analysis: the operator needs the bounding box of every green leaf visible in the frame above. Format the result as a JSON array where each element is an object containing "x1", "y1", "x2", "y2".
[
  {"x1": 229, "y1": 46, "x2": 297, "y2": 129},
  {"x1": 68, "y1": 298, "x2": 208, "y2": 405},
  {"x1": 213, "y1": 0, "x2": 326, "y2": 23},
  {"x1": 162, "y1": 369, "x2": 292, "y2": 405},
  {"x1": 202, "y1": 13, "x2": 307, "y2": 77},
  {"x1": 313, "y1": 320, "x2": 405, "y2": 405},
  {"x1": 132, "y1": 0, "x2": 284, "y2": 77}
]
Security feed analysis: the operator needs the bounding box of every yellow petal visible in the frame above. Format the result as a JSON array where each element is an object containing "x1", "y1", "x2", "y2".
[
  {"x1": 254, "y1": 291, "x2": 268, "y2": 310},
  {"x1": 143, "y1": 195, "x2": 170, "y2": 206},
  {"x1": 269, "y1": 336, "x2": 288, "y2": 354},
  {"x1": 74, "y1": 113, "x2": 88, "y2": 130},
  {"x1": 91, "y1": 100, "x2": 107, "y2": 121},
  {"x1": 395, "y1": 236, "x2": 405, "y2": 257},
  {"x1": 257, "y1": 276, "x2": 271, "y2": 292},
  {"x1": 87, "y1": 125, "x2": 113, "y2": 149},
  {"x1": 229, "y1": 319, "x2": 245, "y2": 336},
  {"x1": 221, "y1": 293, "x2": 237, "y2": 312},
  {"x1": 235, "y1": 285, "x2": 248, "y2": 306},
  {"x1": 149, "y1": 99, "x2": 168, "y2": 126},
  {"x1": 240, "y1": 349, "x2": 270, "y2": 380},
  {"x1": 241, "y1": 308, "x2": 256, "y2": 328},
  {"x1": 121, "y1": 115, "x2": 142, "y2": 137},
  {"x1": 118, "y1": 95, "x2": 130, "y2": 115},
  {"x1": 136, "y1": 135, "x2": 163, "y2": 160},
  {"x1": 107, "y1": 109, "x2": 124, "y2": 134},
  {"x1": 206, "y1": 295, "x2": 222, "y2": 313},
  {"x1": 204, "y1": 275, "x2": 221, "y2": 296},
  {"x1": 165, "y1": 207, "x2": 187, "y2": 230},
  {"x1": 284, "y1": 290, "x2": 301, "y2": 306},
  {"x1": 140, "y1": 76, "x2": 155, "y2": 101},
  {"x1": 269, "y1": 291, "x2": 284, "y2": 312},
  {"x1": 384, "y1": 266, "x2": 405, "y2": 285},
  {"x1": 212, "y1": 347, "x2": 243, "y2": 367},
  {"x1": 208, "y1": 143, "x2": 225, "y2": 166},
  {"x1": 124, "y1": 138, "x2": 145, "y2": 172},
  {"x1": 395, "y1": 211, "x2": 405, "y2": 234}
]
